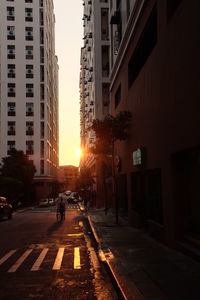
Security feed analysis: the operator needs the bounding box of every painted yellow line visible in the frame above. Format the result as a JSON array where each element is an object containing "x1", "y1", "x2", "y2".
[
  {"x1": 52, "y1": 248, "x2": 64, "y2": 270},
  {"x1": 8, "y1": 249, "x2": 33, "y2": 273},
  {"x1": 74, "y1": 247, "x2": 81, "y2": 269},
  {"x1": 0, "y1": 250, "x2": 17, "y2": 266},
  {"x1": 31, "y1": 248, "x2": 49, "y2": 271},
  {"x1": 67, "y1": 233, "x2": 83, "y2": 237}
]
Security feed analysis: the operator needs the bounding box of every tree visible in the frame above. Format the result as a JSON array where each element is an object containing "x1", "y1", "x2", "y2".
[
  {"x1": 75, "y1": 167, "x2": 94, "y2": 191},
  {"x1": 91, "y1": 111, "x2": 132, "y2": 223},
  {"x1": 0, "y1": 149, "x2": 36, "y2": 205}
]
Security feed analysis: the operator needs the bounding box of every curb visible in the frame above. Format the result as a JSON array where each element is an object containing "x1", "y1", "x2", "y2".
[{"x1": 87, "y1": 215, "x2": 129, "y2": 300}]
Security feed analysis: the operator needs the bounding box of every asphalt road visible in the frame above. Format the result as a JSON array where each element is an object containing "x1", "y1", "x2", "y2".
[{"x1": 0, "y1": 205, "x2": 118, "y2": 300}]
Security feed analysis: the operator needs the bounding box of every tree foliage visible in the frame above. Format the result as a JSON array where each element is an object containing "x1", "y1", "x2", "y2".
[
  {"x1": 0, "y1": 149, "x2": 36, "y2": 185},
  {"x1": 90, "y1": 111, "x2": 132, "y2": 155},
  {"x1": 75, "y1": 167, "x2": 94, "y2": 191},
  {"x1": 0, "y1": 149, "x2": 36, "y2": 205}
]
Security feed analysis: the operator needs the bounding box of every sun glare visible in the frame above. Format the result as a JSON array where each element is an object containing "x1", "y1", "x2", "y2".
[{"x1": 75, "y1": 148, "x2": 81, "y2": 158}]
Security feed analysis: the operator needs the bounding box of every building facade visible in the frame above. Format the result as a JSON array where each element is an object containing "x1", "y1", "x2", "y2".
[
  {"x1": 80, "y1": 0, "x2": 110, "y2": 207},
  {"x1": 0, "y1": 0, "x2": 59, "y2": 198},
  {"x1": 58, "y1": 166, "x2": 79, "y2": 192},
  {"x1": 109, "y1": 0, "x2": 200, "y2": 249}
]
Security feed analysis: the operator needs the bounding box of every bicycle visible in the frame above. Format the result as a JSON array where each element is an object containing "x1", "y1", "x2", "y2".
[{"x1": 56, "y1": 208, "x2": 65, "y2": 221}]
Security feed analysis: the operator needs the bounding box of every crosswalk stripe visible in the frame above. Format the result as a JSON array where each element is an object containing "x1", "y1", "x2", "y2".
[
  {"x1": 0, "y1": 250, "x2": 17, "y2": 266},
  {"x1": 8, "y1": 249, "x2": 33, "y2": 273},
  {"x1": 52, "y1": 248, "x2": 64, "y2": 270},
  {"x1": 31, "y1": 248, "x2": 49, "y2": 271},
  {"x1": 74, "y1": 247, "x2": 81, "y2": 269}
]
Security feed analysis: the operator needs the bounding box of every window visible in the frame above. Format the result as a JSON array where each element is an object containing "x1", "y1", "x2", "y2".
[
  {"x1": 7, "y1": 7, "x2": 15, "y2": 21},
  {"x1": 102, "y1": 46, "x2": 109, "y2": 77},
  {"x1": 40, "y1": 27, "x2": 44, "y2": 44},
  {"x1": 128, "y1": 5, "x2": 157, "y2": 88},
  {"x1": 25, "y1": 27, "x2": 33, "y2": 41},
  {"x1": 26, "y1": 84, "x2": 34, "y2": 97},
  {"x1": 8, "y1": 64, "x2": 15, "y2": 78},
  {"x1": 7, "y1": 26, "x2": 15, "y2": 40},
  {"x1": 25, "y1": 8, "x2": 33, "y2": 22},
  {"x1": 40, "y1": 9, "x2": 44, "y2": 26},
  {"x1": 39, "y1": 0, "x2": 43, "y2": 7},
  {"x1": 40, "y1": 122, "x2": 44, "y2": 138},
  {"x1": 40, "y1": 103, "x2": 44, "y2": 118},
  {"x1": 40, "y1": 46, "x2": 44, "y2": 63},
  {"x1": 26, "y1": 141, "x2": 34, "y2": 155},
  {"x1": 26, "y1": 121, "x2": 34, "y2": 135},
  {"x1": 26, "y1": 45, "x2": 33, "y2": 59},
  {"x1": 8, "y1": 102, "x2": 16, "y2": 116},
  {"x1": 7, "y1": 45, "x2": 15, "y2": 59},
  {"x1": 40, "y1": 160, "x2": 44, "y2": 174},
  {"x1": 40, "y1": 84, "x2": 44, "y2": 100},
  {"x1": 115, "y1": 84, "x2": 121, "y2": 108},
  {"x1": 8, "y1": 83, "x2": 15, "y2": 97},
  {"x1": 40, "y1": 141, "x2": 44, "y2": 157},
  {"x1": 8, "y1": 121, "x2": 15, "y2": 135},
  {"x1": 26, "y1": 102, "x2": 34, "y2": 116},
  {"x1": 7, "y1": 141, "x2": 15, "y2": 155},
  {"x1": 101, "y1": 8, "x2": 109, "y2": 41},
  {"x1": 25, "y1": 0, "x2": 33, "y2": 3},
  {"x1": 26, "y1": 65, "x2": 33, "y2": 78},
  {"x1": 40, "y1": 65, "x2": 44, "y2": 82}
]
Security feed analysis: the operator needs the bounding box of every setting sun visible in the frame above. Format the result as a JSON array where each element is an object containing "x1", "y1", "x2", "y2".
[{"x1": 75, "y1": 148, "x2": 82, "y2": 158}]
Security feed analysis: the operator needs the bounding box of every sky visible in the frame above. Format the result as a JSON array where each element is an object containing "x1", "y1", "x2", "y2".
[{"x1": 53, "y1": 1, "x2": 83, "y2": 167}]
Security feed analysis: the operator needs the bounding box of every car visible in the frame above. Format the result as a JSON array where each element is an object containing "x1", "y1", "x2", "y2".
[
  {"x1": 0, "y1": 197, "x2": 13, "y2": 220},
  {"x1": 48, "y1": 198, "x2": 55, "y2": 206},
  {"x1": 67, "y1": 192, "x2": 81, "y2": 204},
  {"x1": 65, "y1": 190, "x2": 71, "y2": 196},
  {"x1": 39, "y1": 198, "x2": 49, "y2": 207}
]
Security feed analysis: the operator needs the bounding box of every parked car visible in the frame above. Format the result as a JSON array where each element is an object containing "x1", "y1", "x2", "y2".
[
  {"x1": 65, "y1": 190, "x2": 71, "y2": 196},
  {"x1": 39, "y1": 198, "x2": 49, "y2": 207},
  {"x1": 48, "y1": 198, "x2": 55, "y2": 206},
  {"x1": 0, "y1": 197, "x2": 13, "y2": 220}
]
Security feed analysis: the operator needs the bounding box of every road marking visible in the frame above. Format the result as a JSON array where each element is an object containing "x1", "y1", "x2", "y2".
[
  {"x1": 0, "y1": 250, "x2": 17, "y2": 266},
  {"x1": 67, "y1": 233, "x2": 83, "y2": 237},
  {"x1": 8, "y1": 249, "x2": 33, "y2": 273},
  {"x1": 74, "y1": 247, "x2": 81, "y2": 269},
  {"x1": 31, "y1": 248, "x2": 49, "y2": 271},
  {"x1": 52, "y1": 248, "x2": 64, "y2": 270}
]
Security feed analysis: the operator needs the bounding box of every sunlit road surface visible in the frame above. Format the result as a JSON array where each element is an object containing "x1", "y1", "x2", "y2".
[{"x1": 0, "y1": 206, "x2": 117, "y2": 300}]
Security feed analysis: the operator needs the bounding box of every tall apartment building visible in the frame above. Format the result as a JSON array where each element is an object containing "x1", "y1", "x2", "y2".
[
  {"x1": 80, "y1": 0, "x2": 110, "y2": 206},
  {"x1": 0, "y1": 0, "x2": 59, "y2": 198},
  {"x1": 109, "y1": 0, "x2": 200, "y2": 249}
]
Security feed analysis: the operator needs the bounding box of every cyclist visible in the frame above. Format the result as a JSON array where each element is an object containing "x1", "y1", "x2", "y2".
[{"x1": 57, "y1": 198, "x2": 65, "y2": 221}]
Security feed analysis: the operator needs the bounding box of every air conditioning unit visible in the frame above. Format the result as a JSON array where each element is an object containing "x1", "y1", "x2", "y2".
[
  {"x1": 28, "y1": 107, "x2": 32, "y2": 112},
  {"x1": 8, "y1": 49, "x2": 14, "y2": 54},
  {"x1": 27, "y1": 32, "x2": 32, "y2": 36},
  {"x1": 9, "y1": 31, "x2": 14, "y2": 35},
  {"x1": 9, "y1": 107, "x2": 14, "y2": 112},
  {"x1": 28, "y1": 126, "x2": 32, "y2": 131},
  {"x1": 28, "y1": 88, "x2": 33, "y2": 93},
  {"x1": 9, "y1": 126, "x2": 14, "y2": 131},
  {"x1": 27, "y1": 69, "x2": 33, "y2": 74},
  {"x1": 9, "y1": 11, "x2": 14, "y2": 16},
  {"x1": 9, "y1": 88, "x2": 14, "y2": 92},
  {"x1": 27, "y1": 50, "x2": 32, "y2": 54},
  {"x1": 9, "y1": 69, "x2": 14, "y2": 73}
]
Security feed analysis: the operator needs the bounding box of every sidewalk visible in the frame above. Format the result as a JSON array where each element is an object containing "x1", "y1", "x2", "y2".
[{"x1": 87, "y1": 209, "x2": 200, "y2": 300}]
